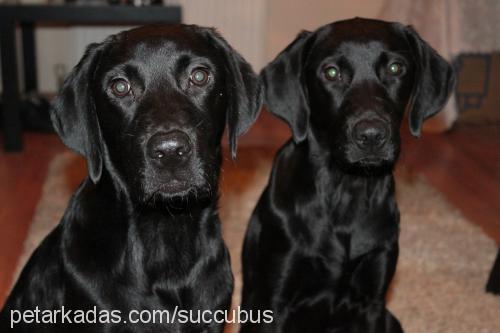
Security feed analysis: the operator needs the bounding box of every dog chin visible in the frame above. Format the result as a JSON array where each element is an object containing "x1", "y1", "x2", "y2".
[
  {"x1": 144, "y1": 181, "x2": 214, "y2": 209},
  {"x1": 339, "y1": 157, "x2": 395, "y2": 176}
]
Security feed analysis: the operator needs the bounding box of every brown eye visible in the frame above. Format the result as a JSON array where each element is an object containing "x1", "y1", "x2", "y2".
[
  {"x1": 190, "y1": 68, "x2": 210, "y2": 86},
  {"x1": 388, "y1": 62, "x2": 404, "y2": 76},
  {"x1": 110, "y1": 79, "x2": 131, "y2": 97}
]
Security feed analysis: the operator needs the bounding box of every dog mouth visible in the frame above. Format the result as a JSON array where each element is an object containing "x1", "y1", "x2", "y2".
[
  {"x1": 344, "y1": 141, "x2": 398, "y2": 167},
  {"x1": 155, "y1": 179, "x2": 191, "y2": 193},
  {"x1": 343, "y1": 155, "x2": 394, "y2": 175},
  {"x1": 143, "y1": 180, "x2": 214, "y2": 209},
  {"x1": 357, "y1": 156, "x2": 385, "y2": 165},
  {"x1": 155, "y1": 180, "x2": 212, "y2": 198},
  {"x1": 338, "y1": 149, "x2": 395, "y2": 175}
]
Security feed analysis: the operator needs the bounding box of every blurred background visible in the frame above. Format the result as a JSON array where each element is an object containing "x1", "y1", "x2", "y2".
[{"x1": 0, "y1": 0, "x2": 499, "y2": 331}]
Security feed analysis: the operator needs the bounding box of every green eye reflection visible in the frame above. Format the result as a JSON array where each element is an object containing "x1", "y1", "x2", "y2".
[
  {"x1": 389, "y1": 62, "x2": 404, "y2": 75},
  {"x1": 110, "y1": 79, "x2": 131, "y2": 97},
  {"x1": 324, "y1": 66, "x2": 340, "y2": 81},
  {"x1": 190, "y1": 68, "x2": 210, "y2": 86},
  {"x1": 193, "y1": 71, "x2": 206, "y2": 82}
]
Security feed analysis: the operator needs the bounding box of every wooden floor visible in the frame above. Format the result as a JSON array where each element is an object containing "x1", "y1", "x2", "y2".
[
  {"x1": 0, "y1": 133, "x2": 66, "y2": 306},
  {"x1": 400, "y1": 124, "x2": 500, "y2": 243},
  {"x1": 0, "y1": 112, "x2": 499, "y2": 307}
]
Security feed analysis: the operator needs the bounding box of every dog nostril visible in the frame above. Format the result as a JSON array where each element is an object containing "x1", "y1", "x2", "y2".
[
  {"x1": 175, "y1": 145, "x2": 190, "y2": 157},
  {"x1": 147, "y1": 131, "x2": 192, "y2": 162}
]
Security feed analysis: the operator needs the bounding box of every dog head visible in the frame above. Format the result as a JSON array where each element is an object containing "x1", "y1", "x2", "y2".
[
  {"x1": 51, "y1": 25, "x2": 261, "y2": 207},
  {"x1": 261, "y1": 18, "x2": 455, "y2": 174}
]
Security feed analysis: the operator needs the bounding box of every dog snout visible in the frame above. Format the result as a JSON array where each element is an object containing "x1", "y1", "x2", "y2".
[
  {"x1": 352, "y1": 119, "x2": 389, "y2": 150},
  {"x1": 147, "y1": 131, "x2": 192, "y2": 163}
]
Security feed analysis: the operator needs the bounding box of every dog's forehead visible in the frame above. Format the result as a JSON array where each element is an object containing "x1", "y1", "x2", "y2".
[
  {"x1": 336, "y1": 41, "x2": 387, "y2": 62},
  {"x1": 127, "y1": 39, "x2": 213, "y2": 65},
  {"x1": 109, "y1": 25, "x2": 219, "y2": 64},
  {"x1": 315, "y1": 18, "x2": 408, "y2": 56}
]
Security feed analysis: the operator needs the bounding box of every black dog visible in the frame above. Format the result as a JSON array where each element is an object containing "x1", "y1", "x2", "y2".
[
  {"x1": 241, "y1": 18, "x2": 455, "y2": 332},
  {"x1": 0, "y1": 24, "x2": 261, "y2": 332}
]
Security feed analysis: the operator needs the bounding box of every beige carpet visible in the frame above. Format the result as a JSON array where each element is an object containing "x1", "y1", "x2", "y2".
[{"x1": 10, "y1": 151, "x2": 500, "y2": 333}]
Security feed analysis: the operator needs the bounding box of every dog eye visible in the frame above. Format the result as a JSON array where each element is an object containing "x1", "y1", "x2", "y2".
[
  {"x1": 190, "y1": 68, "x2": 210, "y2": 86},
  {"x1": 110, "y1": 79, "x2": 131, "y2": 97},
  {"x1": 324, "y1": 66, "x2": 341, "y2": 81},
  {"x1": 388, "y1": 62, "x2": 404, "y2": 76}
]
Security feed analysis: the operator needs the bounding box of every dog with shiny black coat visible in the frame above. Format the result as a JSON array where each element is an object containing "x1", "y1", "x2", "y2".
[
  {"x1": 240, "y1": 18, "x2": 455, "y2": 333},
  {"x1": 0, "y1": 24, "x2": 262, "y2": 333}
]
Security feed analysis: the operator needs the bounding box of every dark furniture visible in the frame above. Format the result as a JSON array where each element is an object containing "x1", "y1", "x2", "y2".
[
  {"x1": 0, "y1": 4, "x2": 181, "y2": 151},
  {"x1": 486, "y1": 248, "x2": 500, "y2": 295}
]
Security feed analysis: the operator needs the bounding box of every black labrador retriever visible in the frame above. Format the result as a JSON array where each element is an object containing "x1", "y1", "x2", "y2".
[
  {"x1": 0, "y1": 24, "x2": 261, "y2": 332},
  {"x1": 240, "y1": 18, "x2": 455, "y2": 332}
]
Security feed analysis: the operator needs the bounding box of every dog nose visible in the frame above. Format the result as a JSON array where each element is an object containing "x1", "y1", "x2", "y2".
[
  {"x1": 353, "y1": 119, "x2": 389, "y2": 149},
  {"x1": 147, "y1": 131, "x2": 192, "y2": 162}
]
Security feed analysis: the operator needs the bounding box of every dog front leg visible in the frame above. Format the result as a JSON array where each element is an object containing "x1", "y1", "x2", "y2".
[{"x1": 349, "y1": 244, "x2": 402, "y2": 332}]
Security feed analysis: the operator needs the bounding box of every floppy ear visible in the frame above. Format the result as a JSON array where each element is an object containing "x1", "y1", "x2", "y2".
[
  {"x1": 207, "y1": 30, "x2": 263, "y2": 159},
  {"x1": 260, "y1": 31, "x2": 314, "y2": 143},
  {"x1": 50, "y1": 42, "x2": 106, "y2": 183},
  {"x1": 403, "y1": 26, "x2": 456, "y2": 137}
]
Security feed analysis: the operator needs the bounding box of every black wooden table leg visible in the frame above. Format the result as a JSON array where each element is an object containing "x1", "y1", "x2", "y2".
[
  {"x1": 21, "y1": 22, "x2": 37, "y2": 93},
  {"x1": 486, "y1": 248, "x2": 500, "y2": 295},
  {"x1": 0, "y1": 20, "x2": 23, "y2": 151}
]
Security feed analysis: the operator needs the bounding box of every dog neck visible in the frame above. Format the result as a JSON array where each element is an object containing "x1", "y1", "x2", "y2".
[
  {"x1": 296, "y1": 136, "x2": 395, "y2": 194},
  {"x1": 268, "y1": 138, "x2": 399, "y2": 258},
  {"x1": 60, "y1": 168, "x2": 222, "y2": 272},
  {"x1": 273, "y1": 138, "x2": 398, "y2": 225}
]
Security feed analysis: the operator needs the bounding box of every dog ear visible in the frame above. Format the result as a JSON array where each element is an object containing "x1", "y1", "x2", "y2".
[
  {"x1": 260, "y1": 31, "x2": 314, "y2": 143},
  {"x1": 50, "y1": 42, "x2": 106, "y2": 183},
  {"x1": 207, "y1": 29, "x2": 263, "y2": 159},
  {"x1": 403, "y1": 26, "x2": 456, "y2": 137}
]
